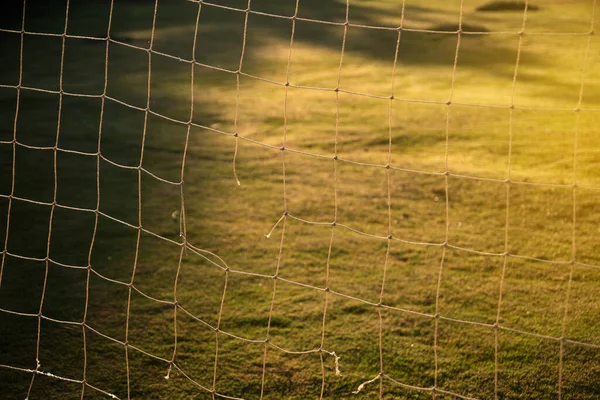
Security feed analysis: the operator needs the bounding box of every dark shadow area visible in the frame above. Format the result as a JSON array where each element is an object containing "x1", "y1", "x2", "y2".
[
  {"x1": 476, "y1": 1, "x2": 540, "y2": 12},
  {"x1": 3, "y1": 1, "x2": 596, "y2": 400},
  {"x1": 1, "y1": 0, "x2": 533, "y2": 74}
]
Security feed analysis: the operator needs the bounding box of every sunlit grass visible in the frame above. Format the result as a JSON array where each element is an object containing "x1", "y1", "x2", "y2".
[{"x1": 1, "y1": 0, "x2": 600, "y2": 399}]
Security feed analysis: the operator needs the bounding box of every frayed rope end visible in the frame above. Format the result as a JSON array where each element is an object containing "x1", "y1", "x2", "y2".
[{"x1": 352, "y1": 375, "x2": 380, "y2": 394}]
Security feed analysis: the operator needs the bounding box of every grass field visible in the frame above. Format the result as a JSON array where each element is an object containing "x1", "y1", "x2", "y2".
[{"x1": 1, "y1": 0, "x2": 600, "y2": 399}]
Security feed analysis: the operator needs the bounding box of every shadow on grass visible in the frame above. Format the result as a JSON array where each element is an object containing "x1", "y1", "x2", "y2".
[
  {"x1": 1, "y1": 0, "x2": 533, "y2": 74},
  {"x1": 476, "y1": 1, "x2": 540, "y2": 12},
  {"x1": 3, "y1": 1, "x2": 595, "y2": 400}
]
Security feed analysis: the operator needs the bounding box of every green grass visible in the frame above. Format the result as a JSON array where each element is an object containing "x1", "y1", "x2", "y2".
[
  {"x1": 1, "y1": 0, "x2": 600, "y2": 399},
  {"x1": 476, "y1": 2, "x2": 540, "y2": 13}
]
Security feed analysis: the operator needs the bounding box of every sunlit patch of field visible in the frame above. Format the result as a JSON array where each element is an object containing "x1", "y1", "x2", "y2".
[{"x1": 1, "y1": 0, "x2": 599, "y2": 399}]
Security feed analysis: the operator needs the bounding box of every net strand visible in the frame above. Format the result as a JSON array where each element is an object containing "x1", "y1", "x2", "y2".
[
  {"x1": 212, "y1": 266, "x2": 230, "y2": 398},
  {"x1": 231, "y1": 0, "x2": 252, "y2": 186},
  {"x1": 5, "y1": 77, "x2": 600, "y2": 114},
  {"x1": 432, "y1": 1, "x2": 464, "y2": 397},
  {"x1": 3, "y1": 135, "x2": 600, "y2": 193},
  {"x1": 2, "y1": 249, "x2": 600, "y2": 400},
  {"x1": 493, "y1": 2, "x2": 529, "y2": 398},
  {"x1": 185, "y1": 0, "x2": 592, "y2": 37},
  {"x1": 0, "y1": 0, "x2": 26, "y2": 288},
  {"x1": 4, "y1": 192, "x2": 600, "y2": 272},
  {"x1": 26, "y1": 1, "x2": 70, "y2": 397},
  {"x1": 211, "y1": 2, "x2": 252, "y2": 397},
  {"x1": 557, "y1": 2, "x2": 597, "y2": 397},
  {"x1": 79, "y1": 2, "x2": 116, "y2": 397},
  {"x1": 320, "y1": 0, "x2": 350, "y2": 395},
  {"x1": 5, "y1": 292, "x2": 599, "y2": 354},
  {"x1": 376, "y1": 0, "x2": 406, "y2": 397},
  {"x1": 1, "y1": 1, "x2": 599, "y2": 399},
  {"x1": 165, "y1": 0, "x2": 204, "y2": 383},
  {"x1": 122, "y1": 1, "x2": 160, "y2": 398},
  {"x1": 259, "y1": 0, "x2": 298, "y2": 396}
]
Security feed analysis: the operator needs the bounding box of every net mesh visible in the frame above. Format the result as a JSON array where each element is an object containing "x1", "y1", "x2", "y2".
[{"x1": 0, "y1": 0, "x2": 599, "y2": 399}]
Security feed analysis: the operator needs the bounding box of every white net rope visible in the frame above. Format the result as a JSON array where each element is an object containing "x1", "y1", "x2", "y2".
[{"x1": 0, "y1": 0, "x2": 599, "y2": 399}]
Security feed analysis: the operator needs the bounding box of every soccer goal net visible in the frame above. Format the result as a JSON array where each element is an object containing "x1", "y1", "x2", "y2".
[{"x1": 1, "y1": 0, "x2": 599, "y2": 399}]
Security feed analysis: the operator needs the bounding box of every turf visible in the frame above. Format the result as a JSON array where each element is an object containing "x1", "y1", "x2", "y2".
[
  {"x1": 476, "y1": 2, "x2": 540, "y2": 13},
  {"x1": 1, "y1": 0, "x2": 600, "y2": 399}
]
